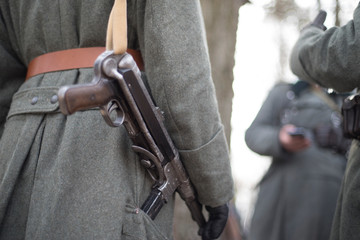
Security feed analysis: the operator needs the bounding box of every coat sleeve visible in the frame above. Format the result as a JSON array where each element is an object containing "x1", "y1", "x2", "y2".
[
  {"x1": 133, "y1": 0, "x2": 233, "y2": 207},
  {"x1": 0, "y1": 14, "x2": 26, "y2": 137},
  {"x1": 290, "y1": 3, "x2": 360, "y2": 93},
  {"x1": 245, "y1": 83, "x2": 290, "y2": 159}
]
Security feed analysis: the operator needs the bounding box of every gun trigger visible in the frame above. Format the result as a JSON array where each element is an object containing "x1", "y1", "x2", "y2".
[
  {"x1": 141, "y1": 159, "x2": 153, "y2": 169},
  {"x1": 131, "y1": 145, "x2": 165, "y2": 184},
  {"x1": 108, "y1": 101, "x2": 118, "y2": 112}
]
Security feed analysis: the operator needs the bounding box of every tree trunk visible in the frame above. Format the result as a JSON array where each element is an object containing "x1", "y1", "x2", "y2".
[
  {"x1": 335, "y1": 0, "x2": 340, "y2": 26},
  {"x1": 199, "y1": 0, "x2": 244, "y2": 147},
  {"x1": 174, "y1": 1, "x2": 249, "y2": 239}
]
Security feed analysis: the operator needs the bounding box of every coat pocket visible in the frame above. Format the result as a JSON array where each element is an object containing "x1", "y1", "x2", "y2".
[
  {"x1": 122, "y1": 205, "x2": 169, "y2": 240},
  {"x1": 7, "y1": 87, "x2": 60, "y2": 119}
]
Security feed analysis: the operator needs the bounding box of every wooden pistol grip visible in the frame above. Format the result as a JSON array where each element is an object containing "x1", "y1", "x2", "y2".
[{"x1": 58, "y1": 80, "x2": 114, "y2": 115}]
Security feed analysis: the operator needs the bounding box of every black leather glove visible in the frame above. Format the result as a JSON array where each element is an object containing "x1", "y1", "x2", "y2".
[
  {"x1": 201, "y1": 204, "x2": 229, "y2": 240},
  {"x1": 304, "y1": 10, "x2": 327, "y2": 31}
]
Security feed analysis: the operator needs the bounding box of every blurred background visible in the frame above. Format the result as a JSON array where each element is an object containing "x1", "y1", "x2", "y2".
[
  {"x1": 174, "y1": 0, "x2": 358, "y2": 239},
  {"x1": 232, "y1": 0, "x2": 357, "y2": 230}
]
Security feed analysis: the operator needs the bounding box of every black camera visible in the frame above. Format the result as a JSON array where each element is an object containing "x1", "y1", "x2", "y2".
[{"x1": 342, "y1": 94, "x2": 360, "y2": 139}]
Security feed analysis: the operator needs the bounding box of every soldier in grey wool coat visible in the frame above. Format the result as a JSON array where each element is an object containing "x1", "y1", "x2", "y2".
[
  {"x1": 0, "y1": 1, "x2": 234, "y2": 239},
  {"x1": 245, "y1": 80, "x2": 348, "y2": 240},
  {"x1": 290, "y1": 4, "x2": 360, "y2": 240}
]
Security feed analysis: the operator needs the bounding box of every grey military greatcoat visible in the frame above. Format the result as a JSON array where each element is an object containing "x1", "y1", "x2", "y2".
[
  {"x1": 290, "y1": 3, "x2": 360, "y2": 240},
  {"x1": 245, "y1": 82, "x2": 346, "y2": 240},
  {"x1": 0, "y1": 1, "x2": 234, "y2": 239}
]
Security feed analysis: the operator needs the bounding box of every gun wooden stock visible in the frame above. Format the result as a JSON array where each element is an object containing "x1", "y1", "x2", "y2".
[{"x1": 58, "y1": 80, "x2": 115, "y2": 115}]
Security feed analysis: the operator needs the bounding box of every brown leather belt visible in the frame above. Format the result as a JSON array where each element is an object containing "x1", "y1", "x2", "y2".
[{"x1": 25, "y1": 47, "x2": 144, "y2": 80}]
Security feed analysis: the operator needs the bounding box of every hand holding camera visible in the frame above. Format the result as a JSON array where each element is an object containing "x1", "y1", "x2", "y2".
[{"x1": 279, "y1": 124, "x2": 311, "y2": 152}]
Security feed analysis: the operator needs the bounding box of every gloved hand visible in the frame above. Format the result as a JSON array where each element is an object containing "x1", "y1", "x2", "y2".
[
  {"x1": 201, "y1": 204, "x2": 229, "y2": 240},
  {"x1": 304, "y1": 10, "x2": 327, "y2": 31}
]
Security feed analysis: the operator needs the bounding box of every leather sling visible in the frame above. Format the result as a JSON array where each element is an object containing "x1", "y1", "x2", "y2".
[{"x1": 26, "y1": 0, "x2": 140, "y2": 81}]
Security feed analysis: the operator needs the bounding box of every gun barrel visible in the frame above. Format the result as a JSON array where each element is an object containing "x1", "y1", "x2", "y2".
[
  {"x1": 58, "y1": 80, "x2": 115, "y2": 115},
  {"x1": 177, "y1": 178, "x2": 206, "y2": 231},
  {"x1": 184, "y1": 197, "x2": 206, "y2": 235}
]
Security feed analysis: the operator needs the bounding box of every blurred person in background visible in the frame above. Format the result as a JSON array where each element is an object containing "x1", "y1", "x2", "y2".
[{"x1": 245, "y1": 80, "x2": 349, "y2": 240}]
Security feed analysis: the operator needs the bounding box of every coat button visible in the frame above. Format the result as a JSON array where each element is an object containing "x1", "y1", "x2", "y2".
[
  {"x1": 31, "y1": 96, "x2": 38, "y2": 105},
  {"x1": 50, "y1": 95, "x2": 58, "y2": 104}
]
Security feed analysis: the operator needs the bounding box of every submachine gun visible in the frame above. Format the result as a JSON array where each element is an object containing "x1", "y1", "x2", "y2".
[{"x1": 57, "y1": 51, "x2": 206, "y2": 234}]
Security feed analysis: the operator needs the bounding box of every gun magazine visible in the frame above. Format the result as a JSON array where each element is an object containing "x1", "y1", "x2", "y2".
[{"x1": 140, "y1": 188, "x2": 166, "y2": 220}]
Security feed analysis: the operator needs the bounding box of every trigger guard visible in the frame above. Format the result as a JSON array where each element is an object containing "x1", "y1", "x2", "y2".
[
  {"x1": 132, "y1": 145, "x2": 165, "y2": 184},
  {"x1": 100, "y1": 100, "x2": 125, "y2": 127}
]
